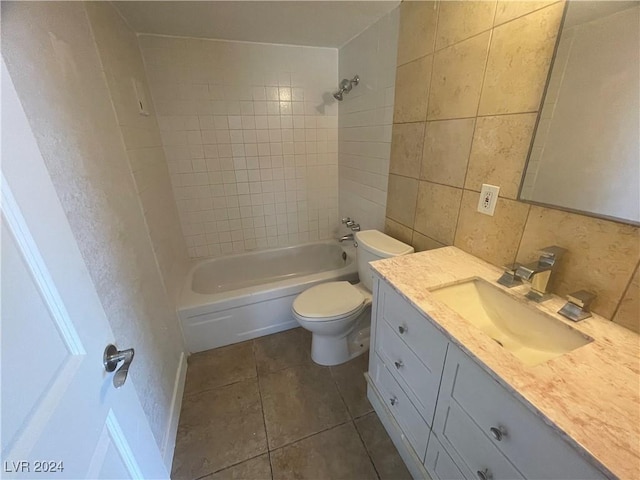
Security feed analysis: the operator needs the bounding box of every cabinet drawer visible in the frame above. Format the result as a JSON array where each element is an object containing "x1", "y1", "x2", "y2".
[
  {"x1": 379, "y1": 280, "x2": 448, "y2": 370},
  {"x1": 437, "y1": 346, "x2": 604, "y2": 480},
  {"x1": 376, "y1": 318, "x2": 442, "y2": 425},
  {"x1": 425, "y1": 434, "x2": 467, "y2": 480},
  {"x1": 370, "y1": 354, "x2": 429, "y2": 460}
]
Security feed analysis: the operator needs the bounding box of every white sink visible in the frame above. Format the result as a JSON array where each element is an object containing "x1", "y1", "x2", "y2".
[{"x1": 430, "y1": 278, "x2": 593, "y2": 366}]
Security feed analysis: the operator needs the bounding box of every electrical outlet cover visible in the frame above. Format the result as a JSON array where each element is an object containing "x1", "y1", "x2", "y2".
[{"x1": 477, "y1": 184, "x2": 500, "y2": 216}]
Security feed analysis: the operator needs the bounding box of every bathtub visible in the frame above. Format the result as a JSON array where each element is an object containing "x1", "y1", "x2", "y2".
[{"x1": 178, "y1": 241, "x2": 358, "y2": 352}]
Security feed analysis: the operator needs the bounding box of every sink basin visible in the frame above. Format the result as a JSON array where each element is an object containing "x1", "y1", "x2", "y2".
[{"x1": 430, "y1": 278, "x2": 593, "y2": 366}]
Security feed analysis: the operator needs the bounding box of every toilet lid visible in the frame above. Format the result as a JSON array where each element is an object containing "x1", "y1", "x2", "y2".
[{"x1": 293, "y1": 282, "x2": 365, "y2": 320}]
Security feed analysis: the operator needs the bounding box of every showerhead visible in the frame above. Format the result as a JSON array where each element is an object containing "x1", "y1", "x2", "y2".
[{"x1": 332, "y1": 75, "x2": 360, "y2": 102}]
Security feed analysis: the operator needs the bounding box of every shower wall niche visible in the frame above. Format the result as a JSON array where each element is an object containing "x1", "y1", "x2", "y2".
[{"x1": 139, "y1": 36, "x2": 339, "y2": 258}]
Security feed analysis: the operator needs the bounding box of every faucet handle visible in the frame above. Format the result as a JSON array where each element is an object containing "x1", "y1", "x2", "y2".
[
  {"x1": 558, "y1": 290, "x2": 596, "y2": 321},
  {"x1": 497, "y1": 263, "x2": 522, "y2": 288},
  {"x1": 566, "y1": 290, "x2": 596, "y2": 309},
  {"x1": 538, "y1": 245, "x2": 567, "y2": 263},
  {"x1": 341, "y1": 217, "x2": 351, "y2": 224}
]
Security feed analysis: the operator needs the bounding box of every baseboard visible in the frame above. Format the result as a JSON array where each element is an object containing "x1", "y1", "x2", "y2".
[
  {"x1": 365, "y1": 374, "x2": 431, "y2": 480},
  {"x1": 161, "y1": 351, "x2": 188, "y2": 472}
]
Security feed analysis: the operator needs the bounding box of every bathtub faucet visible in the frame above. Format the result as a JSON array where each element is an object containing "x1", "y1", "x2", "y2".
[{"x1": 338, "y1": 233, "x2": 354, "y2": 242}]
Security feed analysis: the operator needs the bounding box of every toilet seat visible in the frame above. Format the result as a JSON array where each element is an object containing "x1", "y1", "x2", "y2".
[{"x1": 292, "y1": 281, "x2": 365, "y2": 322}]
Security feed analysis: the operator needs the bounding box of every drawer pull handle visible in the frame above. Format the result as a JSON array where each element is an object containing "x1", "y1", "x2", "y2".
[
  {"x1": 476, "y1": 469, "x2": 493, "y2": 480},
  {"x1": 489, "y1": 426, "x2": 506, "y2": 441},
  {"x1": 394, "y1": 360, "x2": 404, "y2": 369},
  {"x1": 398, "y1": 325, "x2": 407, "y2": 334},
  {"x1": 389, "y1": 396, "x2": 398, "y2": 406}
]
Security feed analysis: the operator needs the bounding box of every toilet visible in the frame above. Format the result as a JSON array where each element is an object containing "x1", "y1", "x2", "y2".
[{"x1": 292, "y1": 230, "x2": 414, "y2": 366}]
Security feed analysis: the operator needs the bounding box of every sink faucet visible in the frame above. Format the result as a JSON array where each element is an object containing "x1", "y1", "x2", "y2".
[
  {"x1": 515, "y1": 246, "x2": 566, "y2": 302},
  {"x1": 338, "y1": 233, "x2": 354, "y2": 242}
]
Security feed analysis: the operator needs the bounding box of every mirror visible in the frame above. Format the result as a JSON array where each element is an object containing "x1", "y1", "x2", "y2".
[{"x1": 519, "y1": 1, "x2": 639, "y2": 225}]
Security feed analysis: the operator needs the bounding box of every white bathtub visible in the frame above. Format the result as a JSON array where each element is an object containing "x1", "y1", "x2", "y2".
[{"x1": 178, "y1": 241, "x2": 358, "y2": 352}]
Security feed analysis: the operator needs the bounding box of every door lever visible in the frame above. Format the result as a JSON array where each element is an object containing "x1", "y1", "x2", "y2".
[{"x1": 104, "y1": 344, "x2": 135, "y2": 388}]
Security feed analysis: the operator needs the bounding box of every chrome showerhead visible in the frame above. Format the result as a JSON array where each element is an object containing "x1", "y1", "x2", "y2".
[{"x1": 332, "y1": 75, "x2": 360, "y2": 102}]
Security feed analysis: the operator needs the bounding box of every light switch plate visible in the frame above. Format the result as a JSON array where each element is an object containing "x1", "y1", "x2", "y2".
[{"x1": 477, "y1": 184, "x2": 500, "y2": 216}]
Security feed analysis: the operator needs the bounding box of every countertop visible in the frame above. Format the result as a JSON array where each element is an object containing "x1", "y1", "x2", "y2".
[{"x1": 370, "y1": 246, "x2": 639, "y2": 480}]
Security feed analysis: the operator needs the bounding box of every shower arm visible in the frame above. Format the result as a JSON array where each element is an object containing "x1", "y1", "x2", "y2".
[{"x1": 333, "y1": 75, "x2": 360, "y2": 101}]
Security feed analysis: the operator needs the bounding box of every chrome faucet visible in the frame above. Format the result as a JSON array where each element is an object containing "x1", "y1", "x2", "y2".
[
  {"x1": 515, "y1": 246, "x2": 566, "y2": 302},
  {"x1": 341, "y1": 217, "x2": 361, "y2": 231},
  {"x1": 338, "y1": 233, "x2": 354, "y2": 242}
]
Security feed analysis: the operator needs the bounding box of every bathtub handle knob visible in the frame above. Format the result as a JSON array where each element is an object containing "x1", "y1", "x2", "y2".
[{"x1": 398, "y1": 325, "x2": 407, "y2": 334}]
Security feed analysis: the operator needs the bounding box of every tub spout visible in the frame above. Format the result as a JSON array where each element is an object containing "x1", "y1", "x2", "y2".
[{"x1": 338, "y1": 233, "x2": 354, "y2": 242}]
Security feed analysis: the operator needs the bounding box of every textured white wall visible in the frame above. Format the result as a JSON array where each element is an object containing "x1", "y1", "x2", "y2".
[
  {"x1": 85, "y1": 2, "x2": 189, "y2": 299},
  {"x1": 1, "y1": 1, "x2": 185, "y2": 451},
  {"x1": 139, "y1": 36, "x2": 340, "y2": 258},
  {"x1": 338, "y1": 9, "x2": 399, "y2": 231}
]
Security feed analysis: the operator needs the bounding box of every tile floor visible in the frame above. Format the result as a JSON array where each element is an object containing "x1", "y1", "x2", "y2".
[{"x1": 171, "y1": 328, "x2": 411, "y2": 480}]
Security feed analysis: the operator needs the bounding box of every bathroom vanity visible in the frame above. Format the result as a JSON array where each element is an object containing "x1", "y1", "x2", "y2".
[{"x1": 366, "y1": 247, "x2": 639, "y2": 480}]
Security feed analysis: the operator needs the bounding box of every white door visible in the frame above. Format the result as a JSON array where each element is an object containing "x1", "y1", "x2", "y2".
[{"x1": 1, "y1": 61, "x2": 168, "y2": 479}]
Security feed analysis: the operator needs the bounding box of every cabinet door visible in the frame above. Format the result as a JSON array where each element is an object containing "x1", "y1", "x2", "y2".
[
  {"x1": 434, "y1": 346, "x2": 604, "y2": 480},
  {"x1": 425, "y1": 434, "x2": 467, "y2": 480}
]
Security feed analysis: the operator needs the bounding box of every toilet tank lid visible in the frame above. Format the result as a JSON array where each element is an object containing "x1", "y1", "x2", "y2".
[{"x1": 355, "y1": 230, "x2": 414, "y2": 257}]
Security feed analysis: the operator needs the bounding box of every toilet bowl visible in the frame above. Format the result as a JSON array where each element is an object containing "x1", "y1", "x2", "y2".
[{"x1": 292, "y1": 230, "x2": 413, "y2": 366}]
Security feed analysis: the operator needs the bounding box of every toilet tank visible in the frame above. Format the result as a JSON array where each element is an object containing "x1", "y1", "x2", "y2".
[{"x1": 355, "y1": 230, "x2": 414, "y2": 291}]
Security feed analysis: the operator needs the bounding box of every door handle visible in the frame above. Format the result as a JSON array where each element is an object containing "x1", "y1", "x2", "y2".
[{"x1": 104, "y1": 344, "x2": 134, "y2": 388}]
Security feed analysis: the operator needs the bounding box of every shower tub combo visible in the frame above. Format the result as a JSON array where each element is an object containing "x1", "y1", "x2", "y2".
[{"x1": 178, "y1": 241, "x2": 358, "y2": 352}]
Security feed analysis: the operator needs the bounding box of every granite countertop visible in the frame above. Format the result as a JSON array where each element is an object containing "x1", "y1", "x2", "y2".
[{"x1": 370, "y1": 246, "x2": 640, "y2": 480}]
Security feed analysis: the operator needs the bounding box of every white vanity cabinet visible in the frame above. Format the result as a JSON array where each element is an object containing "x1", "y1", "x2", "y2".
[
  {"x1": 430, "y1": 345, "x2": 604, "y2": 480},
  {"x1": 367, "y1": 277, "x2": 449, "y2": 478},
  {"x1": 367, "y1": 275, "x2": 606, "y2": 480}
]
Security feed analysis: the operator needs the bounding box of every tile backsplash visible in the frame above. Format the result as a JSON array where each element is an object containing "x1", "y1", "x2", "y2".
[
  {"x1": 139, "y1": 35, "x2": 339, "y2": 258},
  {"x1": 385, "y1": 1, "x2": 639, "y2": 330}
]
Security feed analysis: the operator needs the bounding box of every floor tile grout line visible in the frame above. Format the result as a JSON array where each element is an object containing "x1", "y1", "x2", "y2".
[
  {"x1": 184, "y1": 374, "x2": 258, "y2": 399},
  {"x1": 252, "y1": 339, "x2": 274, "y2": 480},
  {"x1": 193, "y1": 451, "x2": 268, "y2": 480},
  {"x1": 257, "y1": 360, "x2": 315, "y2": 379},
  {"x1": 267, "y1": 418, "x2": 353, "y2": 454},
  {"x1": 352, "y1": 409, "x2": 374, "y2": 421},
  {"x1": 328, "y1": 365, "x2": 355, "y2": 420},
  {"x1": 351, "y1": 418, "x2": 382, "y2": 480}
]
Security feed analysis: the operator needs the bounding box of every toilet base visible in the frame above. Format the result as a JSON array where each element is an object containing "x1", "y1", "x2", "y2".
[{"x1": 310, "y1": 311, "x2": 371, "y2": 366}]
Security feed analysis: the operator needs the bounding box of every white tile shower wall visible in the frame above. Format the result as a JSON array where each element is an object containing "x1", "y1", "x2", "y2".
[
  {"x1": 138, "y1": 35, "x2": 339, "y2": 258},
  {"x1": 338, "y1": 9, "x2": 399, "y2": 231}
]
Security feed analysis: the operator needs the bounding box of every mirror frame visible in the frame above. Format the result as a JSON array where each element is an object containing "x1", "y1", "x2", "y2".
[{"x1": 517, "y1": 1, "x2": 640, "y2": 227}]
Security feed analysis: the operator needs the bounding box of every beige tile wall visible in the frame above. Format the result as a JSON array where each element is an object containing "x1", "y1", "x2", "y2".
[{"x1": 385, "y1": 0, "x2": 640, "y2": 330}]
